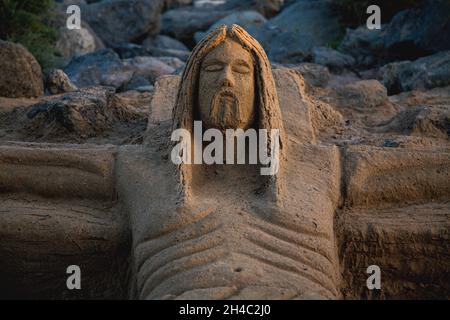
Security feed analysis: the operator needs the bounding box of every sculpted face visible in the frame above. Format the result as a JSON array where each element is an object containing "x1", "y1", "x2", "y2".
[{"x1": 198, "y1": 39, "x2": 255, "y2": 130}]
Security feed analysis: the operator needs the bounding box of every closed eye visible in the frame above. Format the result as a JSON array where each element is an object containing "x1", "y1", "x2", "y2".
[
  {"x1": 232, "y1": 64, "x2": 251, "y2": 74},
  {"x1": 203, "y1": 63, "x2": 223, "y2": 72}
]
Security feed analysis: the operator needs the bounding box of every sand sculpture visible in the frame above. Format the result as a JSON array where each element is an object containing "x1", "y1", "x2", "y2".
[{"x1": 0, "y1": 25, "x2": 448, "y2": 299}]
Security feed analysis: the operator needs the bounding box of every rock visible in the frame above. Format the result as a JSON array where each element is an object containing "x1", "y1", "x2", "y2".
[
  {"x1": 125, "y1": 75, "x2": 152, "y2": 92},
  {"x1": 383, "y1": 0, "x2": 450, "y2": 60},
  {"x1": 58, "y1": 0, "x2": 86, "y2": 4},
  {"x1": 380, "y1": 51, "x2": 450, "y2": 94},
  {"x1": 221, "y1": 0, "x2": 284, "y2": 18},
  {"x1": 113, "y1": 43, "x2": 190, "y2": 62},
  {"x1": 123, "y1": 56, "x2": 176, "y2": 84},
  {"x1": 26, "y1": 87, "x2": 116, "y2": 139},
  {"x1": 339, "y1": 25, "x2": 385, "y2": 68},
  {"x1": 163, "y1": 0, "x2": 193, "y2": 9},
  {"x1": 45, "y1": 69, "x2": 78, "y2": 94},
  {"x1": 146, "y1": 48, "x2": 191, "y2": 62},
  {"x1": 312, "y1": 47, "x2": 355, "y2": 73},
  {"x1": 142, "y1": 35, "x2": 189, "y2": 52},
  {"x1": 56, "y1": 27, "x2": 96, "y2": 61},
  {"x1": 288, "y1": 63, "x2": 330, "y2": 88},
  {"x1": 64, "y1": 49, "x2": 133, "y2": 89},
  {"x1": 194, "y1": 10, "x2": 267, "y2": 43},
  {"x1": 112, "y1": 43, "x2": 152, "y2": 59},
  {"x1": 251, "y1": 0, "x2": 342, "y2": 63},
  {"x1": 335, "y1": 80, "x2": 388, "y2": 109},
  {"x1": 134, "y1": 85, "x2": 155, "y2": 93},
  {"x1": 82, "y1": 0, "x2": 164, "y2": 47},
  {"x1": 0, "y1": 40, "x2": 44, "y2": 98},
  {"x1": 340, "y1": 0, "x2": 450, "y2": 67},
  {"x1": 157, "y1": 57, "x2": 186, "y2": 72},
  {"x1": 381, "y1": 105, "x2": 450, "y2": 140},
  {"x1": 161, "y1": 6, "x2": 232, "y2": 45}
]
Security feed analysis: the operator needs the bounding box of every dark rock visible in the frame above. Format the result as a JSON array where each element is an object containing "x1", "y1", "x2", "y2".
[
  {"x1": 0, "y1": 40, "x2": 44, "y2": 98},
  {"x1": 45, "y1": 69, "x2": 78, "y2": 94},
  {"x1": 142, "y1": 35, "x2": 189, "y2": 52},
  {"x1": 124, "y1": 75, "x2": 152, "y2": 91},
  {"x1": 220, "y1": 0, "x2": 284, "y2": 18},
  {"x1": 112, "y1": 43, "x2": 152, "y2": 59},
  {"x1": 123, "y1": 56, "x2": 176, "y2": 84},
  {"x1": 82, "y1": 0, "x2": 164, "y2": 47},
  {"x1": 251, "y1": 0, "x2": 342, "y2": 63},
  {"x1": 340, "y1": 0, "x2": 450, "y2": 67},
  {"x1": 380, "y1": 51, "x2": 450, "y2": 94},
  {"x1": 194, "y1": 10, "x2": 267, "y2": 43},
  {"x1": 339, "y1": 25, "x2": 385, "y2": 68},
  {"x1": 113, "y1": 43, "x2": 190, "y2": 61},
  {"x1": 163, "y1": 0, "x2": 193, "y2": 9},
  {"x1": 26, "y1": 87, "x2": 116, "y2": 138},
  {"x1": 383, "y1": 0, "x2": 450, "y2": 60},
  {"x1": 64, "y1": 49, "x2": 133, "y2": 89},
  {"x1": 161, "y1": 5, "x2": 232, "y2": 45},
  {"x1": 158, "y1": 57, "x2": 186, "y2": 73},
  {"x1": 147, "y1": 47, "x2": 191, "y2": 62},
  {"x1": 312, "y1": 47, "x2": 356, "y2": 73}
]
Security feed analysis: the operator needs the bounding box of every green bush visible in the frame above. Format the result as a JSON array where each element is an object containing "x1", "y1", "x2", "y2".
[
  {"x1": 330, "y1": 0, "x2": 425, "y2": 28},
  {"x1": 0, "y1": 0, "x2": 62, "y2": 70}
]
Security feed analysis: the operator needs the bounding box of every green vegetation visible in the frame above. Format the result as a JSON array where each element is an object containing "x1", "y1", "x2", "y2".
[
  {"x1": 0, "y1": 0, "x2": 62, "y2": 70},
  {"x1": 331, "y1": 0, "x2": 425, "y2": 28}
]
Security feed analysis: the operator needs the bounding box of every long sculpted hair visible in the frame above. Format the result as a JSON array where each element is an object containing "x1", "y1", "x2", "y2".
[{"x1": 172, "y1": 24, "x2": 285, "y2": 201}]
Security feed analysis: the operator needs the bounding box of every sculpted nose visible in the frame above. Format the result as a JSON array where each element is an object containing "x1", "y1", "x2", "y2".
[{"x1": 220, "y1": 65, "x2": 235, "y2": 88}]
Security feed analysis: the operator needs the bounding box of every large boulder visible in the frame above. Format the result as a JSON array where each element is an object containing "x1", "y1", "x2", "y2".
[
  {"x1": 123, "y1": 56, "x2": 176, "y2": 84},
  {"x1": 64, "y1": 49, "x2": 133, "y2": 88},
  {"x1": 312, "y1": 46, "x2": 356, "y2": 73},
  {"x1": 194, "y1": 10, "x2": 267, "y2": 43},
  {"x1": 251, "y1": 0, "x2": 342, "y2": 63},
  {"x1": 340, "y1": 0, "x2": 450, "y2": 67},
  {"x1": 339, "y1": 25, "x2": 385, "y2": 68},
  {"x1": 82, "y1": 0, "x2": 164, "y2": 47},
  {"x1": 56, "y1": 27, "x2": 97, "y2": 61},
  {"x1": 383, "y1": 0, "x2": 450, "y2": 59},
  {"x1": 113, "y1": 43, "x2": 190, "y2": 62},
  {"x1": 0, "y1": 40, "x2": 44, "y2": 98},
  {"x1": 24, "y1": 86, "x2": 150, "y2": 141},
  {"x1": 26, "y1": 86, "x2": 116, "y2": 139},
  {"x1": 142, "y1": 35, "x2": 189, "y2": 52},
  {"x1": 163, "y1": 0, "x2": 193, "y2": 9},
  {"x1": 220, "y1": 0, "x2": 285, "y2": 18},
  {"x1": 161, "y1": 5, "x2": 232, "y2": 45},
  {"x1": 380, "y1": 51, "x2": 450, "y2": 94}
]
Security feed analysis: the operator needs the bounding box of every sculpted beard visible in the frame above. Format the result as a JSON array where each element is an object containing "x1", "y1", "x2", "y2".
[{"x1": 208, "y1": 89, "x2": 241, "y2": 130}]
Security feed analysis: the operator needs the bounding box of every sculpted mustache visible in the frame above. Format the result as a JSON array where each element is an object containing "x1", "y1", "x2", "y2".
[{"x1": 215, "y1": 89, "x2": 238, "y2": 98}]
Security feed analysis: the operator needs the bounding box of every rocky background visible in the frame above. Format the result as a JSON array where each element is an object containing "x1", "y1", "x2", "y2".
[{"x1": 0, "y1": 0, "x2": 449, "y2": 147}]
